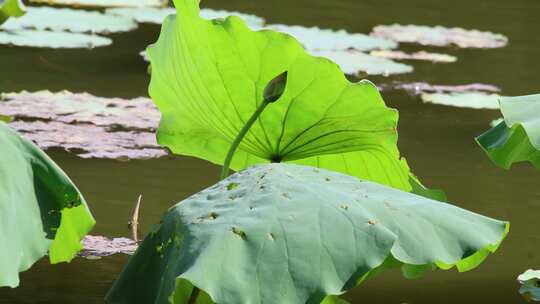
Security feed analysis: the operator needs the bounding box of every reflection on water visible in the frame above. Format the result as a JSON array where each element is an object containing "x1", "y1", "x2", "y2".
[{"x1": 1, "y1": 0, "x2": 540, "y2": 303}]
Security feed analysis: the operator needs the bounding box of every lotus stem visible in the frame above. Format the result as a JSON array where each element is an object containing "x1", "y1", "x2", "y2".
[
  {"x1": 220, "y1": 100, "x2": 271, "y2": 180},
  {"x1": 187, "y1": 286, "x2": 200, "y2": 304}
]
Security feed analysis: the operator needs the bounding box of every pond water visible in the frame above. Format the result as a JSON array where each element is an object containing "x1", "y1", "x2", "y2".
[{"x1": 1, "y1": 0, "x2": 540, "y2": 303}]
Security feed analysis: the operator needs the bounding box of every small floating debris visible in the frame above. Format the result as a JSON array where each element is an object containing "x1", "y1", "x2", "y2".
[
  {"x1": 311, "y1": 49, "x2": 413, "y2": 76},
  {"x1": 371, "y1": 24, "x2": 508, "y2": 48},
  {"x1": 370, "y1": 50, "x2": 457, "y2": 63},
  {"x1": 79, "y1": 235, "x2": 138, "y2": 259},
  {"x1": 265, "y1": 24, "x2": 397, "y2": 51},
  {"x1": 518, "y1": 269, "x2": 540, "y2": 302},
  {"x1": 0, "y1": 29, "x2": 112, "y2": 48},
  {"x1": 1, "y1": 91, "x2": 166, "y2": 159},
  {"x1": 421, "y1": 92, "x2": 501, "y2": 109},
  {"x1": 1, "y1": 7, "x2": 138, "y2": 34},
  {"x1": 106, "y1": 7, "x2": 266, "y2": 27},
  {"x1": 29, "y1": 0, "x2": 166, "y2": 8}
]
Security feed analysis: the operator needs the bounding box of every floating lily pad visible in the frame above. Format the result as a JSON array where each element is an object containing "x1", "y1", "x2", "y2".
[
  {"x1": 29, "y1": 0, "x2": 165, "y2": 8},
  {"x1": 421, "y1": 92, "x2": 501, "y2": 109},
  {"x1": 0, "y1": 91, "x2": 166, "y2": 159},
  {"x1": 391, "y1": 82, "x2": 500, "y2": 94},
  {"x1": 265, "y1": 24, "x2": 397, "y2": 51},
  {"x1": 9, "y1": 120, "x2": 166, "y2": 159},
  {"x1": 0, "y1": 91, "x2": 160, "y2": 131},
  {"x1": 106, "y1": 7, "x2": 265, "y2": 27},
  {"x1": 371, "y1": 24, "x2": 508, "y2": 48},
  {"x1": 0, "y1": 29, "x2": 112, "y2": 48},
  {"x1": 311, "y1": 49, "x2": 413, "y2": 76},
  {"x1": 370, "y1": 50, "x2": 457, "y2": 63},
  {"x1": 106, "y1": 163, "x2": 508, "y2": 304},
  {"x1": 518, "y1": 269, "x2": 540, "y2": 301},
  {"x1": 1, "y1": 7, "x2": 137, "y2": 34},
  {"x1": 79, "y1": 235, "x2": 138, "y2": 258}
]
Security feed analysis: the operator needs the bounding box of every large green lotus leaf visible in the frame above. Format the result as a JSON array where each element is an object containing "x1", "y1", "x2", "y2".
[
  {"x1": 147, "y1": 0, "x2": 418, "y2": 192},
  {"x1": 476, "y1": 94, "x2": 540, "y2": 169},
  {"x1": 0, "y1": 0, "x2": 25, "y2": 25},
  {"x1": 0, "y1": 122, "x2": 95, "y2": 288},
  {"x1": 106, "y1": 163, "x2": 508, "y2": 304}
]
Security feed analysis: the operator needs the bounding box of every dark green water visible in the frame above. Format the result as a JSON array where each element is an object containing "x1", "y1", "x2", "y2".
[{"x1": 1, "y1": 0, "x2": 540, "y2": 303}]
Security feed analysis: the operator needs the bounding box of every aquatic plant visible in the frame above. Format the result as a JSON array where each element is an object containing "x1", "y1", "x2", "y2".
[
  {"x1": 105, "y1": 0, "x2": 509, "y2": 303},
  {"x1": 477, "y1": 94, "x2": 540, "y2": 169},
  {"x1": 0, "y1": 122, "x2": 95, "y2": 288},
  {"x1": 0, "y1": 0, "x2": 25, "y2": 25}
]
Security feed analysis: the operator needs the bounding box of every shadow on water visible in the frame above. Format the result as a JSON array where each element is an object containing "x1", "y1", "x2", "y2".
[{"x1": 1, "y1": 0, "x2": 540, "y2": 303}]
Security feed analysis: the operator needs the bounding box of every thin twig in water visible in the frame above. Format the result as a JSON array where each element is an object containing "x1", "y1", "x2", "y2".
[{"x1": 129, "y1": 194, "x2": 142, "y2": 243}]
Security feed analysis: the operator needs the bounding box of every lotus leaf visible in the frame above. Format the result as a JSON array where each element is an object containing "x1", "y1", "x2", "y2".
[
  {"x1": 0, "y1": 29, "x2": 112, "y2": 48},
  {"x1": 0, "y1": 122, "x2": 95, "y2": 288},
  {"x1": 146, "y1": 0, "x2": 427, "y2": 192},
  {"x1": 106, "y1": 163, "x2": 508, "y2": 304},
  {"x1": 518, "y1": 269, "x2": 540, "y2": 301},
  {"x1": 0, "y1": 0, "x2": 25, "y2": 25},
  {"x1": 371, "y1": 24, "x2": 508, "y2": 49},
  {"x1": 106, "y1": 7, "x2": 265, "y2": 28},
  {"x1": 476, "y1": 94, "x2": 540, "y2": 169},
  {"x1": 1, "y1": 7, "x2": 137, "y2": 34},
  {"x1": 29, "y1": 0, "x2": 165, "y2": 8},
  {"x1": 421, "y1": 92, "x2": 501, "y2": 109}
]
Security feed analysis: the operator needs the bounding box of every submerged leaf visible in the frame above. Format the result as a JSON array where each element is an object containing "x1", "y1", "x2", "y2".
[
  {"x1": 371, "y1": 24, "x2": 508, "y2": 49},
  {"x1": 106, "y1": 164, "x2": 508, "y2": 304},
  {"x1": 0, "y1": 122, "x2": 95, "y2": 288},
  {"x1": 146, "y1": 0, "x2": 421, "y2": 191},
  {"x1": 476, "y1": 94, "x2": 540, "y2": 169},
  {"x1": 0, "y1": 0, "x2": 25, "y2": 25}
]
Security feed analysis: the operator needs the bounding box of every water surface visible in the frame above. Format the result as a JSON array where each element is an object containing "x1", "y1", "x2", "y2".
[{"x1": 1, "y1": 0, "x2": 540, "y2": 303}]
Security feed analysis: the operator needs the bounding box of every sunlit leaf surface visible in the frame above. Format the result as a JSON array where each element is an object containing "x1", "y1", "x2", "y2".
[
  {"x1": 146, "y1": 0, "x2": 424, "y2": 191},
  {"x1": 0, "y1": 0, "x2": 25, "y2": 25}
]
